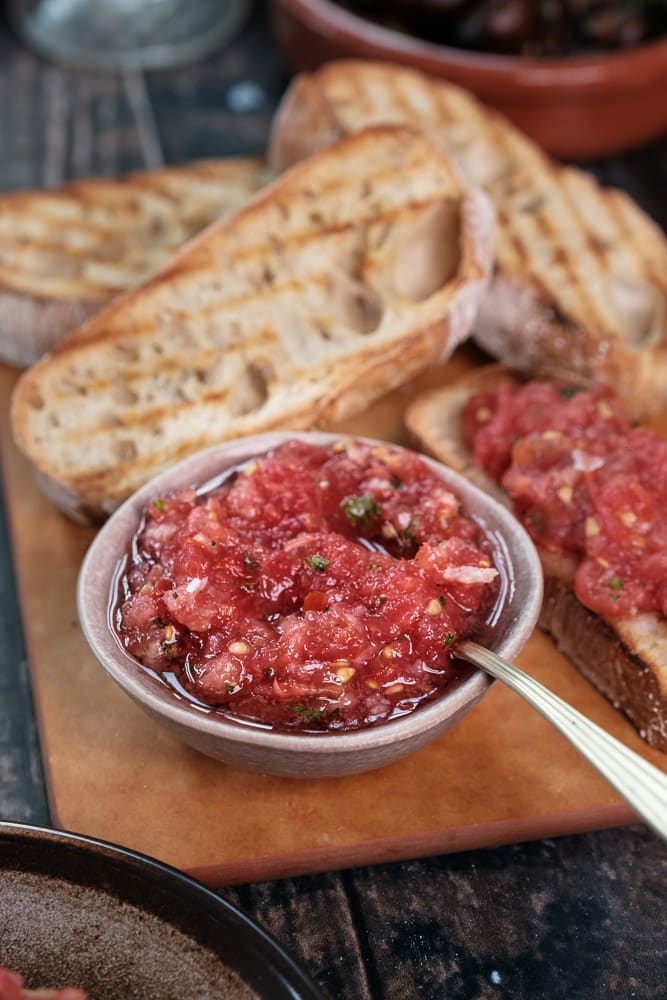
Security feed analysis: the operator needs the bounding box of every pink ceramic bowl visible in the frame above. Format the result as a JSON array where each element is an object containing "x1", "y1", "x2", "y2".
[
  {"x1": 271, "y1": 0, "x2": 667, "y2": 159},
  {"x1": 77, "y1": 431, "x2": 543, "y2": 778}
]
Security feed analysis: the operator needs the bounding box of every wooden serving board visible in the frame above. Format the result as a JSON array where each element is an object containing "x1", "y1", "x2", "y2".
[{"x1": 2, "y1": 352, "x2": 665, "y2": 887}]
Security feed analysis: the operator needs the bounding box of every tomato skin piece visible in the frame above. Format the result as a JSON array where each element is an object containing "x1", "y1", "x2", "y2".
[{"x1": 116, "y1": 440, "x2": 501, "y2": 732}]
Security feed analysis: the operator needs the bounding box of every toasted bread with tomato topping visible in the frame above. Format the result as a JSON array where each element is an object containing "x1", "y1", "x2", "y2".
[
  {"x1": 11, "y1": 126, "x2": 494, "y2": 522},
  {"x1": 405, "y1": 365, "x2": 667, "y2": 750},
  {"x1": 0, "y1": 157, "x2": 272, "y2": 368},
  {"x1": 269, "y1": 60, "x2": 667, "y2": 422}
]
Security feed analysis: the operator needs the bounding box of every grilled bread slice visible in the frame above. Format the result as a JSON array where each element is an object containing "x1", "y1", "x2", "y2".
[
  {"x1": 405, "y1": 365, "x2": 667, "y2": 750},
  {"x1": 0, "y1": 158, "x2": 271, "y2": 368},
  {"x1": 269, "y1": 60, "x2": 667, "y2": 422},
  {"x1": 11, "y1": 125, "x2": 494, "y2": 523}
]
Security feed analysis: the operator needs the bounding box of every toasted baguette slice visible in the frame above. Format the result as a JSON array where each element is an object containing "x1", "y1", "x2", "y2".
[
  {"x1": 11, "y1": 125, "x2": 494, "y2": 523},
  {"x1": 0, "y1": 158, "x2": 272, "y2": 368},
  {"x1": 405, "y1": 365, "x2": 667, "y2": 750},
  {"x1": 269, "y1": 60, "x2": 667, "y2": 422}
]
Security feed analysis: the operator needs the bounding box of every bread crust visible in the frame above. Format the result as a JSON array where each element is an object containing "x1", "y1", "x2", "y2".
[
  {"x1": 0, "y1": 158, "x2": 270, "y2": 368},
  {"x1": 269, "y1": 60, "x2": 667, "y2": 422},
  {"x1": 405, "y1": 365, "x2": 667, "y2": 750},
  {"x1": 11, "y1": 126, "x2": 494, "y2": 522}
]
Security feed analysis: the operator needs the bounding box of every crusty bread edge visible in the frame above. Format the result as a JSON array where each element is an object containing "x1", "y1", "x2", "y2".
[{"x1": 405, "y1": 365, "x2": 667, "y2": 751}]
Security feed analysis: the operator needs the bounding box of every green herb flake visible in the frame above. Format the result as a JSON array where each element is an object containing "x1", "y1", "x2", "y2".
[
  {"x1": 224, "y1": 683, "x2": 237, "y2": 695},
  {"x1": 391, "y1": 475, "x2": 404, "y2": 489},
  {"x1": 152, "y1": 498, "x2": 165, "y2": 513},
  {"x1": 400, "y1": 520, "x2": 417, "y2": 548},
  {"x1": 243, "y1": 552, "x2": 259, "y2": 569},
  {"x1": 210, "y1": 540, "x2": 217, "y2": 547},
  {"x1": 291, "y1": 703, "x2": 325, "y2": 721},
  {"x1": 172, "y1": 592, "x2": 179, "y2": 600},
  {"x1": 341, "y1": 494, "x2": 381, "y2": 527},
  {"x1": 442, "y1": 631, "x2": 456, "y2": 648},
  {"x1": 306, "y1": 554, "x2": 330, "y2": 572},
  {"x1": 559, "y1": 385, "x2": 581, "y2": 399},
  {"x1": 438, "y1": 594, "x2": 446, "y2": 606},
  {"x1": 264, "y1": 667, "x2": 275, "y2": 677},
  {"x1": 369, "y1": 562, "x2": 381, "y2": 572},
  {"x1": 609, "y1": 576, "x2": 623, "y2": 590}
]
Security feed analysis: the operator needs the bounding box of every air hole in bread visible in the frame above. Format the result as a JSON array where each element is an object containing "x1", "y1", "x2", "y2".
[
  {"x1": 309, "y1": 210, "x2": 325, "y2": 227},
  {"x1": 113, "y1": 342, "x2": 140, "y2": 363},
  {"x1": 519, "y1": 195, "x2": 546, "y2": 215},
  {"x1": 111, "y1": 381, "x2": 138, "y2": 405},
  {"x1": 393, "y1": 199, "x2": 461, "y2": 302},
  {"x1": 324, "y1": 227, "x2": 383, "y2": 334},
  {"x1": 113, "y1": 439, "x2": 137, "y2": 463},
  {"x1": 101, "y1": 414, "x2": 123, "y2": 429},
  {"x1": 228, "y1": 360, "x2": 271, "y2": 417},
  {"x1": 58, "y1": 377, "x2": 86, "y2": 397},
  {"x1": 326, "y1": 273, "x2": 383, "y2": 334},
  {"x1": 610, "y1": 276, "x2": 664, "y2": 348},
  {"x1": 25, "y1": 386, "x2": 44, "y2": 410}
]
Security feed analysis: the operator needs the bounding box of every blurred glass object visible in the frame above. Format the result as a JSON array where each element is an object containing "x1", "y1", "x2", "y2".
[{"x1": 9, "y1": 0, "x2": 251, "y2": 71}]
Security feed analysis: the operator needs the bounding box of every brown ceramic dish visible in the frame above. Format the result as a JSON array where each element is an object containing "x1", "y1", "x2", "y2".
[
  {"x1": 271, "y1": 0, "x2": 667, "y2": 159},
  {"x1": 0, "y1": 821, "x2": 324, "y2": 999},
  {"x1": 77, "y1": 431, "x2": 543, "y2": 779}
]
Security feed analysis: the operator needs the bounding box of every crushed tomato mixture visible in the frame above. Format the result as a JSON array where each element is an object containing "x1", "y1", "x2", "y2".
[
  {"x1": 116, "y1": 440, "x2": 501, "y2": 732},
  {"x1": 462, "y1": 380, "x2": 667, "y2": 619}
]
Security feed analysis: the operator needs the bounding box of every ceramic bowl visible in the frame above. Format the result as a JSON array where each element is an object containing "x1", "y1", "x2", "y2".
[
  {"x1": 271, "y1": 0, "x2": 667, "y2": 159},
  {"x1": 77, "y1": 431, "x2": 543, "y2": 778},
  {"x1": 0, "y1": 821, "x2": 323, "y2": 999}
]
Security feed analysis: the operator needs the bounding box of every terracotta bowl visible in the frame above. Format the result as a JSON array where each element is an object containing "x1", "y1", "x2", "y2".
[
  {"x1": 271, "y1": 0, "x2": 667, "y2": 160},
  {"x1": 77, "y1": 431, "x2": 543, "y2": 778}
]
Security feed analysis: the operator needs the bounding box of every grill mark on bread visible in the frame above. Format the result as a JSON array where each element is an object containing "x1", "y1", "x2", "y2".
[
  {"x1": 0, "y1": 159, "x2": 271, "y2": 308},
  {"x1": 47, "y1": 328, "x2": 280, "y2": 406}
]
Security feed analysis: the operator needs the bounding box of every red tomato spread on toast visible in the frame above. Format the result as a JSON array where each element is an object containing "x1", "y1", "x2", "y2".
[
  {"x1": 463, "y1": 380, "x2": 667, "y2": 618},
  {"x1": 116, "y1": 440, "x2": 502, "y2": 732}
]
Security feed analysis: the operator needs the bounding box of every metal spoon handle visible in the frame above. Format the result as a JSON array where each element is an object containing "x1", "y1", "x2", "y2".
[{"x1": 458, "y1": 640, "x2": 667, "y2": 842}]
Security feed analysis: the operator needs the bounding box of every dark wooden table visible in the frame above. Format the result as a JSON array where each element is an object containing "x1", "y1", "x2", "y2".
[{"x1": 1, "y1": 4, "x2": 666, "y2": 998}]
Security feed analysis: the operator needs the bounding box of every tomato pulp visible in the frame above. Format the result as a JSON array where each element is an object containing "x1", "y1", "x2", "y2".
[
  {"x1": 116, "y1": 440, "x2": 502, "y2": 733},
  {"x1": 463, "y1": 380, "x2": 667, "y2": 618}
]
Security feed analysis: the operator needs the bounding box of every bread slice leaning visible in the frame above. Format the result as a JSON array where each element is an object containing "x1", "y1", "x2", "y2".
[
  {"x1": 0, "y1": 158, "x2": 272, "y2": 368},
  {"x1": 11, "y1": 125, "x2": 494, "y2": 523},
  {"x1": 269, "y1": 60, "x2": 667, "y2": 422},
  {"x1": 405, "y1": 365, "x2": 667, "y2": 751}
]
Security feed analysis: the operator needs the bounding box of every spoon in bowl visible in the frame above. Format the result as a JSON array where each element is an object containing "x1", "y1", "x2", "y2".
[{"x1": 457, "y1": 640, "x2": 667, "y2": 842}]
